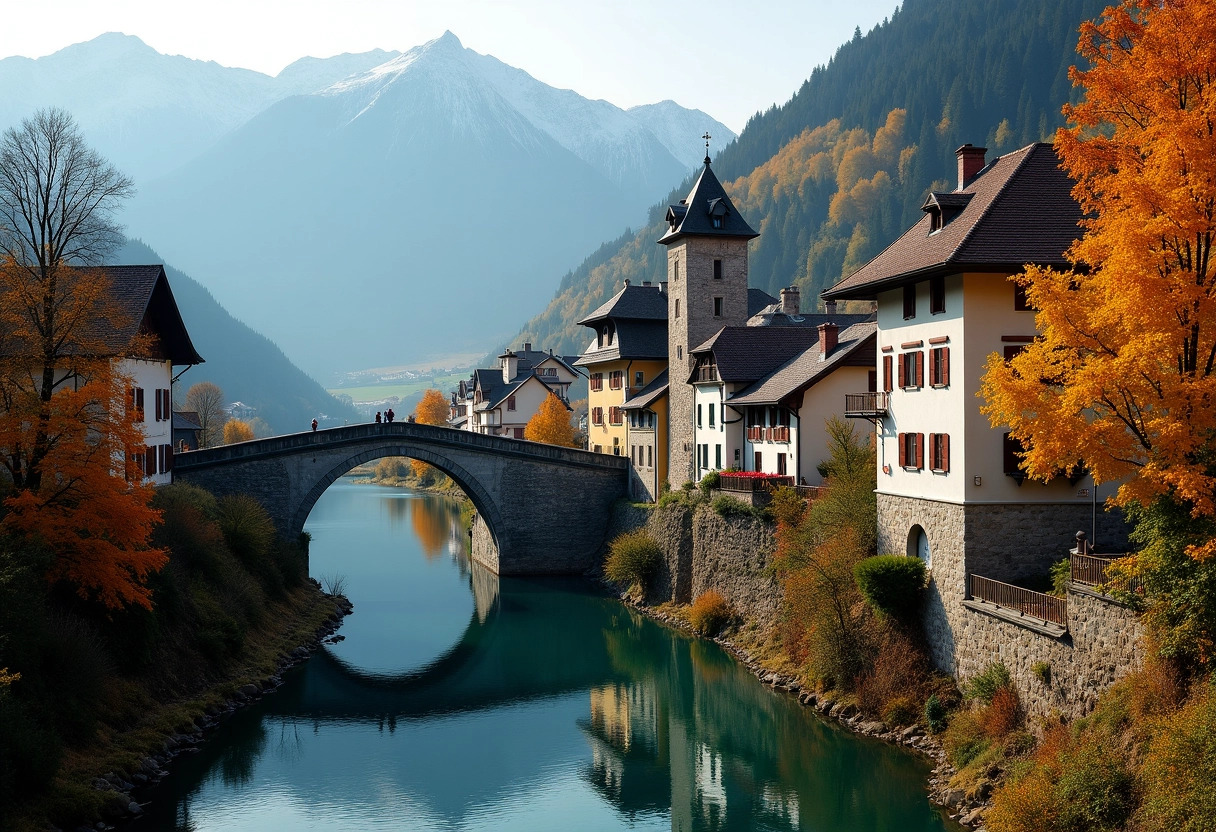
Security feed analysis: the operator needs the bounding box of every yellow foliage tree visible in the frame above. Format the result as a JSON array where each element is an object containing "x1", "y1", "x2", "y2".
[
  {"x1": 223, "y1": 418, "x2": 255, "y2": 444},
  {"x1": 980, "y1": 0, "x2": 1216, "y2": 556},
  {"x1": 410, "y1": 389, "x2": 450, "y2": 478},
  {"x1": 524, "y1": 392, "x2": 577, "y2": 447}
]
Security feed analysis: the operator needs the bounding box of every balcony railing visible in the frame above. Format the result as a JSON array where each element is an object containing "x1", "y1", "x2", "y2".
[
  {"x1": 969, "y1": 574, "x2": 1068, "y2": 626},
  {"x1": 719, "y1": 473, "x2": 795, "y2": 493},
  {"x1": 694, "y1": 366, "x2": 720, "y2": 383},
  {"x1": 844, "y1": 392, "x2": 889, "y2": 418},
  {"x1": 745, "y1": 426, "x2": 791, "y2": 442},
  {"x1": 1070, "y1": 553, "x2": 1142, "y2": 596}
]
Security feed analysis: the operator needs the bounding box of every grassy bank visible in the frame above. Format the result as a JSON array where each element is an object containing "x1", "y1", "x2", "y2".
[{"x1": 0, "y1": 483, "x2": 341, "y2": 831}]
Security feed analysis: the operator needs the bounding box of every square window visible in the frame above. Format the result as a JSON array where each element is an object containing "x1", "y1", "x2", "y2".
[{"x1": 634, "y1": 371, "x2": 644, "y2": 387}]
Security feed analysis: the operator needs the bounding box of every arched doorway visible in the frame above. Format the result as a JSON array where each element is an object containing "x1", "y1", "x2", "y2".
[{"x1": 907, "y1": 524, "x2": 931, "y2": 568}]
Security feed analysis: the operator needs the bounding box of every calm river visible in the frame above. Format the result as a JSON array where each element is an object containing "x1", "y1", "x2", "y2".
[{"x1": 142, "y1": 479, "x2": 959, "y2": 831}]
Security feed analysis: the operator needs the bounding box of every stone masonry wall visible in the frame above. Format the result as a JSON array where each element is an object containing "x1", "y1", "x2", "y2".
[
  {"x1": 608, "y1": 502, "x2": 779, "y2": 631},
  {"x1": 880, "y1": 493, "x2": 1143, "y2": 719}
]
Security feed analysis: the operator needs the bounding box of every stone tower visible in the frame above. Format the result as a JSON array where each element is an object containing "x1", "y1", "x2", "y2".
[{"x1": 659, "y1": 155, "x2": 759, "y2": 487}]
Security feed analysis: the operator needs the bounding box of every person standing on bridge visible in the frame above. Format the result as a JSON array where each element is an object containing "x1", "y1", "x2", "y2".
[
  {"x1": 375, "y1": 411, "x2": 382, "y2": 424},
  {"x1": 311, "y1": 418, "x2": 318, "y2": 432}
]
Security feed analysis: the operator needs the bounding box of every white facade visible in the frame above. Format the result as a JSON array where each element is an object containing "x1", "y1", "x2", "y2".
[
  {"x1": 118, "y1": 357, "x2": 175, "y2": 486},
  {"x1": 473, "y1": 375, "x2": 567, "y2": 439},
  {"x1": 692, "y1": 382, "x2": 739, "y2": 480},
  {"x1": 877, "y1": 273, "x2": 1092, "y2": 507}
]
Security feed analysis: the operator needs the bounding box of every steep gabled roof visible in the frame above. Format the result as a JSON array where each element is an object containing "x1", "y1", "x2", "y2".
[
  {"x1": 748, "y1": 288, "x2": 778, "y2": 317},
  {"x1": 621, "y1": 369, "x2": 669, "y2": 411},
  {"x1": 578, "y1": 283, "x2": 668, "y2": 325},
  {"x1": 689, "y1": 326, "x2": 823, "y2": 385},
  {"x1": 658, "y1": 160, "x2": 759, "y2": 245},
  {"x1": 575, "y1": 319, "x2": 668, "y2": 365},
  {"x1": 728, "y1": 321, "x2": 877, "y2": 407},
  {"x1": 824, "y1": 143, "x2": 1083, "y2": 300}
]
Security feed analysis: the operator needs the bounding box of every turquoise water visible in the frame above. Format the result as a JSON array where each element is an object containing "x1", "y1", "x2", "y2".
[{"x1": 141, "y1": 479, "x2": 958, "y2": 831}]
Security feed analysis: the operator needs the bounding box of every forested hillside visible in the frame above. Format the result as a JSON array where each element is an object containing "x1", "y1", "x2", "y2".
[{"x1": 506, "y1": 0, "x2": 1108, "y2": 357}]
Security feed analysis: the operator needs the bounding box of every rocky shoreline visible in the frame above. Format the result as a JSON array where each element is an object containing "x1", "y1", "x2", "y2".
[
  {"x1": 65, "y1": 588, "x2": 354, "y2": 832},
  {"x1": 617, "y1": 591, "x2": 991, "y2": 831}
]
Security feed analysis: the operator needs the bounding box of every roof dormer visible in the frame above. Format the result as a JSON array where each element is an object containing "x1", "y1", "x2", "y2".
[
  {"x1": 921, "y1": 191, "x2": 974, "y2": 233},
  {"x1": 666, "y1": 203, "x2": 688, "y2": 232},
  {"x1": 707, "y1": 197, "x2": 729, "y2": 229}
]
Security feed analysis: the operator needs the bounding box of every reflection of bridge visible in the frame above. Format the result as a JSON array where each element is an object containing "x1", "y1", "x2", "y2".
[{"x1": 175, "y1": 423, "x2": 630, "y2": 574}]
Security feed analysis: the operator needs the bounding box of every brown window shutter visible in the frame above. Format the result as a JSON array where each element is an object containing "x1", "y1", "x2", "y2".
[
  {"x1": 883, "y1": 355, "x2": 892, "y2": 391},
  {"x1": 928, "y1": 433, "x2": 937, "y2": 469},
  {"x1": 942, "y1": 347, "x2": 950, "y2": 386},
  {"x1": 942, "y1": 433, "x2": 950, "y2": 472},
  {"x1": 898, "y1": 432, "x2": 906, "y2": 467},
  {"x1": 898, "y1": 355, "x2": 906, "y2": 388},
  {"x1": 166, "y1": 443, "x2": 174, "y2": 472},
  {"x1": 916, "y1": 433, "x2": 924, "y2": 469},
  {"x1": 916, "y1": 352, "x2": 924, "y2": 388},
  {"x1": 145, "y1": 445, "x2": 156, "y2": 476}
]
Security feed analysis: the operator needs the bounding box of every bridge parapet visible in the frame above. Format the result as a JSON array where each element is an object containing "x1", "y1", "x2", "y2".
[{"x1": 175, "y1": 424, "x2": 629, "y2": 576}]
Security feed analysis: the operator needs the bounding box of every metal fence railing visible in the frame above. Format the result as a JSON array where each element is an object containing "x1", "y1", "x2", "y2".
[
  {"x1": 969, "y1": 573, "x2": 1068, "y2": 626},
  {"x1": 1070, "y1": 553, "x2": 1141, "y2": 596}
]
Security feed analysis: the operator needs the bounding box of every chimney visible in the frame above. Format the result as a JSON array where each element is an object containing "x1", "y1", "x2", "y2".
[
  {"x1": 659, "y1": 281, "x2": 667, "y2": 295},
  {"x1": 818, "y1": 322, "x2": 838, "y2": 358},
  {"x1": 501, "y1": 349, "x2": 518, "y2": 383},
  {"x1": 780, "y1": 286, "x2": 800, "y2": 316},
  {"x1": 824, "y1": 298, "x2": 838, "y2": 314},
  {"x1": 956, "y1": 144, "x2": 987, "y2": 191},
  {"x1": 623, "y1": 279, "x2": 631, "y2": 287},
  {"x1": 523, "y1": 342, "x2": 531, "y2": 353}
]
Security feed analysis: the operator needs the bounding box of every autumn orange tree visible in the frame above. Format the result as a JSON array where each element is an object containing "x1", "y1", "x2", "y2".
[
  {"x1": 980, "y1": 0, "x2": 1216, "y2": 662},
  {"x1": 524, "y1": 392, "x2": 577, "y2": 447},
  {"x1": 223, "y1": 419, "x2": 255, "y2": 444},
  {"x1": 409, "y1": 388, "x2": 449, "y2": 478},
  {"x1": 0, "y1": 108, "x2": 166, "y2": 609}
]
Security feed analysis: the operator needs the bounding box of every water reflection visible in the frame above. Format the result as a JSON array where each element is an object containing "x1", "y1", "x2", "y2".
[{"x1": 142, "y1": 482, "x2": 956, "y2": 832}]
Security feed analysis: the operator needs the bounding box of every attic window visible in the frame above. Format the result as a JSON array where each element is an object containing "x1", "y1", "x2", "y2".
[
  {"x1": 929, "y1": 208, "x2": 943, "y2": 233},
  {"x1": 712, "y1": 216, "x2": 723, "y2": 229}
]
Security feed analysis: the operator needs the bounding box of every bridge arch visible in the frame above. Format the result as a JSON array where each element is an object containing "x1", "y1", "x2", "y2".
[
  {"x1": 174, "y1": 423, "x2": 629, "y2": 575},
  {"x1": 291, "y1": 444, "x2": 511, "y2": 558}
]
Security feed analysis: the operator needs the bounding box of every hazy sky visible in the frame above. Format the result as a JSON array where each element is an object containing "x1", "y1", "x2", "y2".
[{"x1": 1, "y1": 0, "x2": 901, "y2": 131}]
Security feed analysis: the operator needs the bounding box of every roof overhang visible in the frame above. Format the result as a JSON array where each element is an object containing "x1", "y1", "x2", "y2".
[{"x1": 823, "y1": 261, "x2": 1071, "y2": 302}]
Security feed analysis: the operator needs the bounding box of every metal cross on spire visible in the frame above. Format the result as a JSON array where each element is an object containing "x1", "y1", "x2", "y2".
[{"x1": 702, "y1": 132, "x2": 712, "y2": 164}]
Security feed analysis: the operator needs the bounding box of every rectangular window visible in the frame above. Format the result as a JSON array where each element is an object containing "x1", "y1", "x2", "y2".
[
  {"x1": 134, "y1": 387, "x2": 145, "y2": 420},
  {"x1": 899, "y1": 351, "x2": 923, "y2": 389},
  {"x1": 697, "y1": 404, "x2": 702, "y2": 428},
  {"x1": 609, "y1": 370, "x2": 623, "y2": 390},
  {"x1": 903, "y1": 284, "x2": 917, "y2": 319},
  {"x1": 634, "y1": 371, "x2": 644, "y2": 387},
  {"x1": 897, "y1": 432, "x2": 924, "y2": 470},
  {"x1": 507, "y1": 395, "x2": 516, "y2": 411},
  {"x1": 609, "y1": 407, "x2": 623, "y2": 425},
  {"x1": 675, "y1": 298, "x2": 681, "y2": 319},
  {"x1": 713, "y1": 296, "x2": 723, "y2": 317},
  {"x1": 777, "y1": 452, "x2": 787, "y2": 475},
  {"x1": 1003, "y1": 432, "x2": 1026, "y2": 477},
  {"x1": 590, "y1": 373, "x2": 603, "y2": 392},
  {"x1": 677, "y1": 345, "x2": 683, "y2": 360},
  {"x1": 1013, "y1": 282, "x2": 1034, "y2": 311},
  {"x1": 709, "y1": 403, "x2": 716, "y2": 427},
  {"x1": 592, "y1": 407, "x2": 603, "y2": 425},
  {"x1": 713, "y1": 259, "x2": 722, "y2": 280},
  {"x1": 929, "y1": 346, "x2": 950, "y2": 387},
  {"x1": 883, "y1": 355, "x2": 893, "y2": 392},
  {"x1": 593, "y1": 444, "x2": 602, "y2": 454},
  {"x1": 754, "y1": 451, "x2": 762, "y2": 471},
  {"x1": 715, "y1": 444, "x2": 722, "y2": 469},
  {"x1": 1004, "y1": 344, "x2": 1027, "y2": 362},
  {"x1": 647, "y1": 445, "x2": 653, "y2": 468},
  {"x1": 930, "y1": 276, "x2": 946, "y2": 314},
  {"x1": 929, "y1": 433, "x2": 950, "y2": 472}
]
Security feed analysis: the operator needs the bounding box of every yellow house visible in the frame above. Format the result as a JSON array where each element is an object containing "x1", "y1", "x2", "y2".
[
  {"x1": 576, "y1": 280, "x2": 668, "y2": 469},
  {"x1": 621, "y1": 370, "x2": 669, "y2": 501}
]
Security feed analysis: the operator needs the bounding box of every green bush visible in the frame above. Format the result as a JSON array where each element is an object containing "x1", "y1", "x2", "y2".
[
  {"x1": 214, "y1": 494, "x2": 275, "y2": 564},
  {"x1": 1049, "y1": 558, "x2": 1071, "y2": 597},
  {"x1": 711, "y1": 494, "x2": 762, "y2": 518},
  {"x1": 854, "y1": 555, "x2": 926, "y2": 621},
  {"x1": 604, "y1": 530, "x2": 662, "y2": 589},
  {"x1": 1135, "y1": 685, "x2": 1216, "y2": 832},
  {"x1": 657, "y1": 490, "x2": 685, "y2": 509},
  {"x1": 942, "y1": 709, "x2": 990, "y2": 768},
  {"x1": 699, "y1": 470, "x2": 721, "y2": 496},
  {"x1": 1032, "y1": 661, "x2": 1052, "y2": 685},
  {"x1": 925, "y1": 693, "x2": 948, "y2": 733},
  {"x1": 967, "y1": 660, "x2": 1013, "y2": 704},
  {"x1": 688, "y1": 590, "x2": 733, "y2": 636}
]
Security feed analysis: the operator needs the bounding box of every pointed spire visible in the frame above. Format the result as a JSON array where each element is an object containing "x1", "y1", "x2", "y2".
[{"x1": 702, "y1": 131, "x2": 712, "y2": 165}]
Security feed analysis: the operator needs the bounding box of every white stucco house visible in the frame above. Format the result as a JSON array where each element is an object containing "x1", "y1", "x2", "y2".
[{"x1": 462, "y1": 343, "x2": 581, "y2": 438}]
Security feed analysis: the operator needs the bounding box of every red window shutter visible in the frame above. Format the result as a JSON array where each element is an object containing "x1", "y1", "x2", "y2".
[
  {"x1": 155, "y1": 390, "x2": 163, "y2": 421},
  {"x1": 166, "y1": 443, "x2": 174, "y2": 472},
  {"x1": 928, "y1": 433, "x2": 937, "y2": 469},
  {"x1": 915, "y1": 352, "x2": 924, "y2": 388},
  {"x1": 883, "y1": 355, "x2": 892, "y2": 392},
  {"x1": 942, "y1": 433, "x2": 950, "y2": 472},
  {"x1": 898, "y1": 355, "x2": 906, "y2": 388},
  {"x1": 916, "y1": 433, "x2": 924, "y2": 469},
  {"x1": 145, "y1": 445, "x2": 156, "y2": 476},
  {"x1": 898, "y1": 432, "x2": 906, "y2": 467},
  {"x1": 942, "y1": 347, "x2": 950, "y2": 386}
]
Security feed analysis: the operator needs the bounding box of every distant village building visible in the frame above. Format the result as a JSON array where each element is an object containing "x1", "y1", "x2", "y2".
[
  {"x1": 823, "y1": 142, "x2": 1130, "y2": 672},
  {"x1": 172, "y1": 410, "x2": 204, "y2": 451},
  {"x1": 451, "y1": 343, "x2": 581, "y2": 438}
]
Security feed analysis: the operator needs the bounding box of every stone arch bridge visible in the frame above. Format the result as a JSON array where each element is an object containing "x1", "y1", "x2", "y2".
[{"x1": 174, "y1": 423, "x2": 630, "y2": 575}]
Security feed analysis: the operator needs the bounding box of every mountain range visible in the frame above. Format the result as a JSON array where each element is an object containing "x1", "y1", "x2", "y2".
[{"x1": 0, "y1": 32, "x2": 734, "y2": 380}]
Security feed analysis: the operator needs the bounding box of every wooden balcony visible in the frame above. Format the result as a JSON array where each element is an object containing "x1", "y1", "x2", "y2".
[
  {"x1": 693, "y1": 365, "x2": 720, "y2": 383},
  {"x1": 745, "y1": 426, "x2": 791, "y2": 443},
  {"x1": 719, "y1": 473, "x2": 795, "y2": 493},
  {"x1": 968, "y1": 574, "x2": 1067, "y2": 626},
  {"x1": 844, "y1": 392, "x2": 889, "y2": 418}
]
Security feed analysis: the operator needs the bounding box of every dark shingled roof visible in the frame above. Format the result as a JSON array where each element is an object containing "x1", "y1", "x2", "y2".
[
  {"x1": 172, "y1": 410, "x2": 203, "y2": 431},
  {"x1": 748, "y1": 288, "x2": 778, "y2": 317},
  {"x1": 690, "y1": 327, "x2": 823, "y2": 385},
  {"x1": 728, "y1": 321, "x2": 877, "y2": 407},
  {"x1": 578, "y1": 283, "x2": 668, "y2": 325},
  {"x1": 658, "y1": 160, "x2": 759, "y2": 245},
  {"x1": 747, "y1": 306, "x2": 871, "y2": 329},
  {"x1": 575, "y1": 319, "x2": 668, "y2": 365},
  {"x1": 499, "y1": 346, "x2": 581, "y2": 378},
  {"x1": 621, "y1": 369, "x2": 669, "y2": 411},
  {"x1": 824, "y1": 143, "x2": 1083, "y2": 300}
]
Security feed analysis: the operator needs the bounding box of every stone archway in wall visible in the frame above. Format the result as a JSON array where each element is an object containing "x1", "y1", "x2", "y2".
[
  {"x1": 907, "y1": 524, "x2": 931, "y2": 568},
  {"x1": 290, "y1": 444, "x2": 509, "y2": 559}
]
